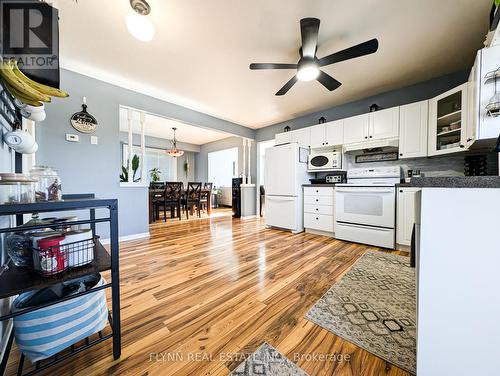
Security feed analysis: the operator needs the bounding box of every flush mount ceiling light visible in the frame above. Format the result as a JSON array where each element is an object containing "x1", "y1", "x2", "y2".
[
  {"x1": 166, "y1": 127, "x2": 184, "y2": 157},
  {"x1": 126, "y1": 0, "x2": 155, "y2": 42}
]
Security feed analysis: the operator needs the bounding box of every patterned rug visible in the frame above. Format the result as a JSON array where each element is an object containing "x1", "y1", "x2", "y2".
[
  {"x1": 305, "y1": 251, "x2": 416, "y2": 374},
  {"x1": 229, "y1": 343, "x2": 308, "y2": 376}
]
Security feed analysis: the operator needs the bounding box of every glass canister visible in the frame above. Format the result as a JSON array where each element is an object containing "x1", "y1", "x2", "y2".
[
  {"x1": 30, "y1": 166, "x2": 62, "y2": 202},
  {"x1": 0, "y1": 173, "x2": 36, "y2": 204}
]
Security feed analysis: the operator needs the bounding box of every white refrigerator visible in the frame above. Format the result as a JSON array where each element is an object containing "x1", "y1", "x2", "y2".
[{"x1": 264, "y1": 143, "x2": 311, "y2": 233}]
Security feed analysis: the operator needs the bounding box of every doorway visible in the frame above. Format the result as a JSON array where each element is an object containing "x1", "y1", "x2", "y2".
[{"x1": 256, "y1": 139, "x2": 276, "y2": 217}]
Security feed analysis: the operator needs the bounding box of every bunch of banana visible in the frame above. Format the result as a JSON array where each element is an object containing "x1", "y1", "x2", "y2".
[{"x1": 0, "y1": 59, "x2": 69, "y2": 107}]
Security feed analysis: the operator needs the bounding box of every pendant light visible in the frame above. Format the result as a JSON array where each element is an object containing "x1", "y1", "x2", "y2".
[
  {"x1": 126, "y1": 0, "x2": 155, "y2": 42},
  {"x1": 166, "y1": 127, "x2": 184, "y2": 157}
]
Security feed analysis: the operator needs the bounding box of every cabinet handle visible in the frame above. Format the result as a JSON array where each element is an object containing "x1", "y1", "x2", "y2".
[
  {"x1": 316, "y1": 208, "x2": 319, "y2": 211},
  {"x1": 467, "y1": 138, "x2": 472, "y2": 142},
  {"x1": 369, "y1": 135, "x2": 373, "y2": 138},
  {"x1": 400, "y1": 190, "x2": 403, "y2": 193},
  {"x1": 322, "y1": 143, "x2": 324, "y2": 145},
  {"x1": 326, "y1": 142, "x2": 329, "y2": 145},
  {"x1": 460, "y1": 144, "x2": 465, "y2": 148},
  {"x1": 316, "y1": 217, "x2": 319, "y2": 220},
  {"x1": 365, "y1": 136, "x2": 368, "y2": 139},
  {"x1": 399, "y1": 153, "x2": 403, "y2": 157},
  {"x1": 315, "y1": 199, "x2": 318, "y2": 202}
]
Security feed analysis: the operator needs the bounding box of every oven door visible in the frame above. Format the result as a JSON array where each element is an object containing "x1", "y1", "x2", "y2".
[{"x1": 335, "y1": 186, "x2": 395, "y2": 228}]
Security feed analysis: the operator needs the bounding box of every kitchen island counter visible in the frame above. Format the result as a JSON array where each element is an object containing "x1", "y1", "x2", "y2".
[{"x1": 398, "y1": 176, "x2": 500, "y2": 188}]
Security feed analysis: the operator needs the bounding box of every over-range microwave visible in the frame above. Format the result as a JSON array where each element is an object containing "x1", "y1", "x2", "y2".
[{"x1": 308, "y1": 151, "x2": 342, "y2": 171}]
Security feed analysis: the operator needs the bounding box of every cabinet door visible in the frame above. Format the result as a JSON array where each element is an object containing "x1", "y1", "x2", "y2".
[
  {"x1": 289, "y1": 127, "x2": 311, "y2": 148},
  {"x1": 343, "y1": 114, "x2": 369, "y2": 144},
  {"x1": 325, "y1": 120, "x2": 344, "y2": 146},
  {"x1": 369, "y1": 107, "x2": 399, "y2": 140},
  {"x1": 399, "y1": 101, "x2": 428, "y2": 159},
  {"x1": 428, "y1": 83, "x2": 468, "y2": 156},
  {"x1": 275, "y1": 132, "x2": 290, "y2": 145},
  {"x1": 479, "y1": 44, "x2": 500, "y2": 140},
  {"x1": 466, "y1": 52, "x2": 480, "y2": 148},
  {"x1": 397, "y1": 188, "x2": 420, "y2": 246},
  {"x1": 310, "y1": 124, "x2": 326, "y2": 148}
]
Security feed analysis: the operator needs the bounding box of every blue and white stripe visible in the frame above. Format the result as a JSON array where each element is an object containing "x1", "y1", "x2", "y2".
[{"x1": 13, "y1": 277, "x2": 109, "y2": 362}]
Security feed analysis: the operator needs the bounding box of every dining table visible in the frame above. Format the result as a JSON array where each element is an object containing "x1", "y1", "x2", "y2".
[{"x1": 148, "y1": 188, "x2": 212, "y2": 223}]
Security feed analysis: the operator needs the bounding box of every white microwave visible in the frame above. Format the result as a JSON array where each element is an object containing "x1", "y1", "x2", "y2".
[{"x1": 308, "y1": 151, "x2": 342, "y2": 171}]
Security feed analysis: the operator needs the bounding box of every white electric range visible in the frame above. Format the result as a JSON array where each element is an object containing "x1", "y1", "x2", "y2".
[{"x1": 334, "y1": 166, "x2": 402, "y2": 249}]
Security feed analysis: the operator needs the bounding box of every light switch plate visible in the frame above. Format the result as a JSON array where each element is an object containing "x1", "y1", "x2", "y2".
[
  {"x1": 66, "y1": 134, "x2": 79, "y2": 142},
  {"x1": 91, "y1": 136, "x2": 98, "y2": 145}
]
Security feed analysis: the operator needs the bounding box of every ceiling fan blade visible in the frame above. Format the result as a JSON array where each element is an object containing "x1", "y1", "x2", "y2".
[
  {"x1": 249, "y1": 63, "x2": 297, "y2": 70},
  {"x1": 319, "y1": 38, "x2": 379, "y2": 67},
  {"x1": 300, "y1": 18, "x2": 320, "y2": 58},
  {"x1": 316, "y1": 71, "x2": 342, "y2": 91},
  {"x1": 275, "y1": 76, "x2": 298, "y2": 96}
]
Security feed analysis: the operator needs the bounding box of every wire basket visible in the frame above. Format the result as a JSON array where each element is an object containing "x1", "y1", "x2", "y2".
[{"x1": 32, "y1": 236, "x2": 98, "y2": 276}]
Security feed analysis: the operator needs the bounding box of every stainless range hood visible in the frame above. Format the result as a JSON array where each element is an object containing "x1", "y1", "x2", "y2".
[{"x1": 343, "y1": 137, "x2": 399, "y2": 153}]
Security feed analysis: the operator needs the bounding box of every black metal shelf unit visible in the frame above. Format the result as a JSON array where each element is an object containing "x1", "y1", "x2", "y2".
[{"x1": 0, "y1": 194, "x2": 121, "y2": 375}]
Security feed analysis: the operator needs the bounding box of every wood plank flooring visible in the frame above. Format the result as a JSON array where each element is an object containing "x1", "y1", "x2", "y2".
[{"x1": 6, "y1": 209, "x2": 411, "y2": 376}]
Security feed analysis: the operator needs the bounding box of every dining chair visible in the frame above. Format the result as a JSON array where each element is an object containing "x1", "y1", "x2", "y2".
[
  {"x1": 183, "y1": 182, "x2": 202, "y2": 219},
  {"x1": 149, "y1": 182, "x2": 165, "y2": 221},
  {"x1": 201, "y1": 182, "x2": 213, "y2": 213},
  {"x1": 163, "y1": 182, "x2": 183, "y2": 221}
]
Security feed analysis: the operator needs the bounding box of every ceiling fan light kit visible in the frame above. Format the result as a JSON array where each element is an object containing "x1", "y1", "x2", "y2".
[
  {"x1": 249, "y1": 18, "x2": 379, "y2": 95},
  {"x1": 126, "y1": 0, "x2": 155, "y2": 42}
]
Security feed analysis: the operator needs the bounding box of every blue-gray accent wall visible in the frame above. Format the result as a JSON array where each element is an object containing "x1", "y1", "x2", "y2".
[
  {"x1": 255, "y1": 70, "x2": 470, "y2": 141},
  {"x1": 37, "y1": 69, "x2": 253, "y2": 238}
]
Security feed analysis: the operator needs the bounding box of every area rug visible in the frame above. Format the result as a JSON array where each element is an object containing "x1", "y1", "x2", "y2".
[
  {"x1": 229, "y1": 342, "x2": 308, "y2": 376},
  {"x1": 305, "y1": 251, "x2": 416, "y2": 374}
]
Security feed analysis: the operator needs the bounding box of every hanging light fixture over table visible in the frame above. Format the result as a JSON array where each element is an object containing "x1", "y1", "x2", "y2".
[{"x1": 166, "y1": 127, "x2": 184, "y2": 157}]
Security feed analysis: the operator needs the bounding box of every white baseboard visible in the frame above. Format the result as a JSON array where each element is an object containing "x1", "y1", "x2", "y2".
[
  {"x1": 100, "y1": 232, "x2": 150, "y2": 245},
  {"x1": 240, "y1": 215, "x2": 256, "y2": 219}
]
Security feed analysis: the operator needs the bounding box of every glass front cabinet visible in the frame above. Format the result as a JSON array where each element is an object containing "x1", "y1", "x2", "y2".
[{"x1": 428, "y1": 83, "x2": 468, "y2": 156}]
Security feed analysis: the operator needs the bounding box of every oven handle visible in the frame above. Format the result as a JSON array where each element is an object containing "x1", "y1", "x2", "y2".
[{"x1": 335, "y1": 188, "x2": 395, "y2": 194}]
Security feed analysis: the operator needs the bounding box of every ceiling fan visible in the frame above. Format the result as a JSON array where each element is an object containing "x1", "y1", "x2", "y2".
[{"x1": 249, "y1": 18, "x2": 379, "y2": 96}]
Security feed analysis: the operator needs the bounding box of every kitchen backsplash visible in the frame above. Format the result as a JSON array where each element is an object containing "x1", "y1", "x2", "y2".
[{"x1": 343, "y1": 151, "x2": 499, "y2": 177}]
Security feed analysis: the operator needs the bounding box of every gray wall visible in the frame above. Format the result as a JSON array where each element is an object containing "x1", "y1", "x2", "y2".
[
  {"x1": 38, "y1": 69, "x2": 252, "y2": 238},
  {"x1": 195, "y1": 136, "x2": 257, "y2": 185},
  {"x1": 255, "y1": 70, "x2": 469, "y2": 142}
]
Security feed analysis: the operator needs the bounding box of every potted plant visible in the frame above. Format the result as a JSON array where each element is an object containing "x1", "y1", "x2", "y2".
[
  {"x1": 184, "y1": 157, "x2": 190, "y2": 178},
  {"x1": 149, "y1": 168, "x2": 161, "y2": 182},
  {"x1": 120, "y1": 154, "x2": 141, "y2": 182}
]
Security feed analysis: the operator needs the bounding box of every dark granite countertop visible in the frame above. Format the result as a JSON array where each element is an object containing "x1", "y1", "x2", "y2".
[
  {"x1": 398, "y1": 176, "x2": 500, "y2": 188},
  {"x1": 303, "y1": 184, "x2": 337, "y2": 187}
]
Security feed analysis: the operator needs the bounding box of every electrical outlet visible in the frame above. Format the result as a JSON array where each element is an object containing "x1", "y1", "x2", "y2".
[
  {"x1": 91, "y1": 136, "x2": 98, "y2": 145},
  {"x1": 66, "y1": 134, "x2": 79, "y2": 142}
]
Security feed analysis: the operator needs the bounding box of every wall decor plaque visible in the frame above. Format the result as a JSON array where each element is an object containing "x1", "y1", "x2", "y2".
[{"x1": 70, "y1": 97, "x2": 97, "y2": 133}]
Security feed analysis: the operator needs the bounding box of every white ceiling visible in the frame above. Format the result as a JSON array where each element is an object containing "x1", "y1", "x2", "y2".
[
  {"x1": 57, "y1": 0, "x2": 491, "y2": 129},
  {"x1": 118, "y1": 107, "x2": 230, "y2": 145}
]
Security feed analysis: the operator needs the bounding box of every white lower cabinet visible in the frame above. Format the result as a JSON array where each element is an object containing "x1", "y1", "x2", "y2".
[
  {"x1": 396, "y1": 187, "x2": 421, "y2": 246},
  {"x1": 303, "y1": 187, "x2": 335, "y2": 236}
]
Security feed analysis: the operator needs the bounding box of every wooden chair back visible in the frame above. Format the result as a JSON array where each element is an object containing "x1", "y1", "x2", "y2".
[
  {"x1": 165, "y1": 182, "x2": 183, "y2": 201},
  {"x1": 186, "y1": 182, "x2": 202, "y2": 201}
]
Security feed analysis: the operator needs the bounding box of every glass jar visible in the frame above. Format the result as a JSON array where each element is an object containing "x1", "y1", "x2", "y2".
[
  {"x1": 0, "y1": 174, "x2": 36, "y2": 204},
  {"x1": 5, "y1": 233, "x2": 32, "y2": 267},
  {"x1": 30, "y1": 166, "x2": 62, "y2": 202}
]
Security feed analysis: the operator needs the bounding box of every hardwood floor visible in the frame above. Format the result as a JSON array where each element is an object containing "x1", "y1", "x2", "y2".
[{"x1": 6, "y1": 210, "x2": 411, "y2": 376}]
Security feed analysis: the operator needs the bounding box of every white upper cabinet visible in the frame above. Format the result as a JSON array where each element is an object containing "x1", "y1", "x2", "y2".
[
  {"x1": 478, "y1": 44, "x2": 500, "y2": 140},
  {"x1": 399, "y1": 100, "x2": 429, "y2": 159},
  {"x1": 428, "y1": 83, "x2": 468, "y2": 156},
  {"x1": 343, "y1": 114, "x2": 370, "y2": 144},
  {"x1": 289, "y1": 127, "x2": 311, "y2": 148},
  {"x1": 325, "y1": 120, "x2": 344, "y2": 146},
  {"x1": 369, "y1": 107, "x2": 400, "y2": 140},
  {"x1": 310, "y1": 124, "x2": 326, "y2": 148},
  {"x1": 275, "y1": 132, "x2": 291, "y2": 145}
]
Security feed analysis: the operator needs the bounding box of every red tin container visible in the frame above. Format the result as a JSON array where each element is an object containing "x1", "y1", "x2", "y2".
[{"x1": 35, "y1": 236, "x2": 66, "y2": 276}]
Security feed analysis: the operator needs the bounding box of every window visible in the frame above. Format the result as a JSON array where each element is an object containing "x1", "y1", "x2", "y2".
[
  {"x1": 122, "y1": 144, "x2": 177, "y2": 183},
  {"x1": 208, "y1": 147, "x2": 238, "y2": 187}
]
